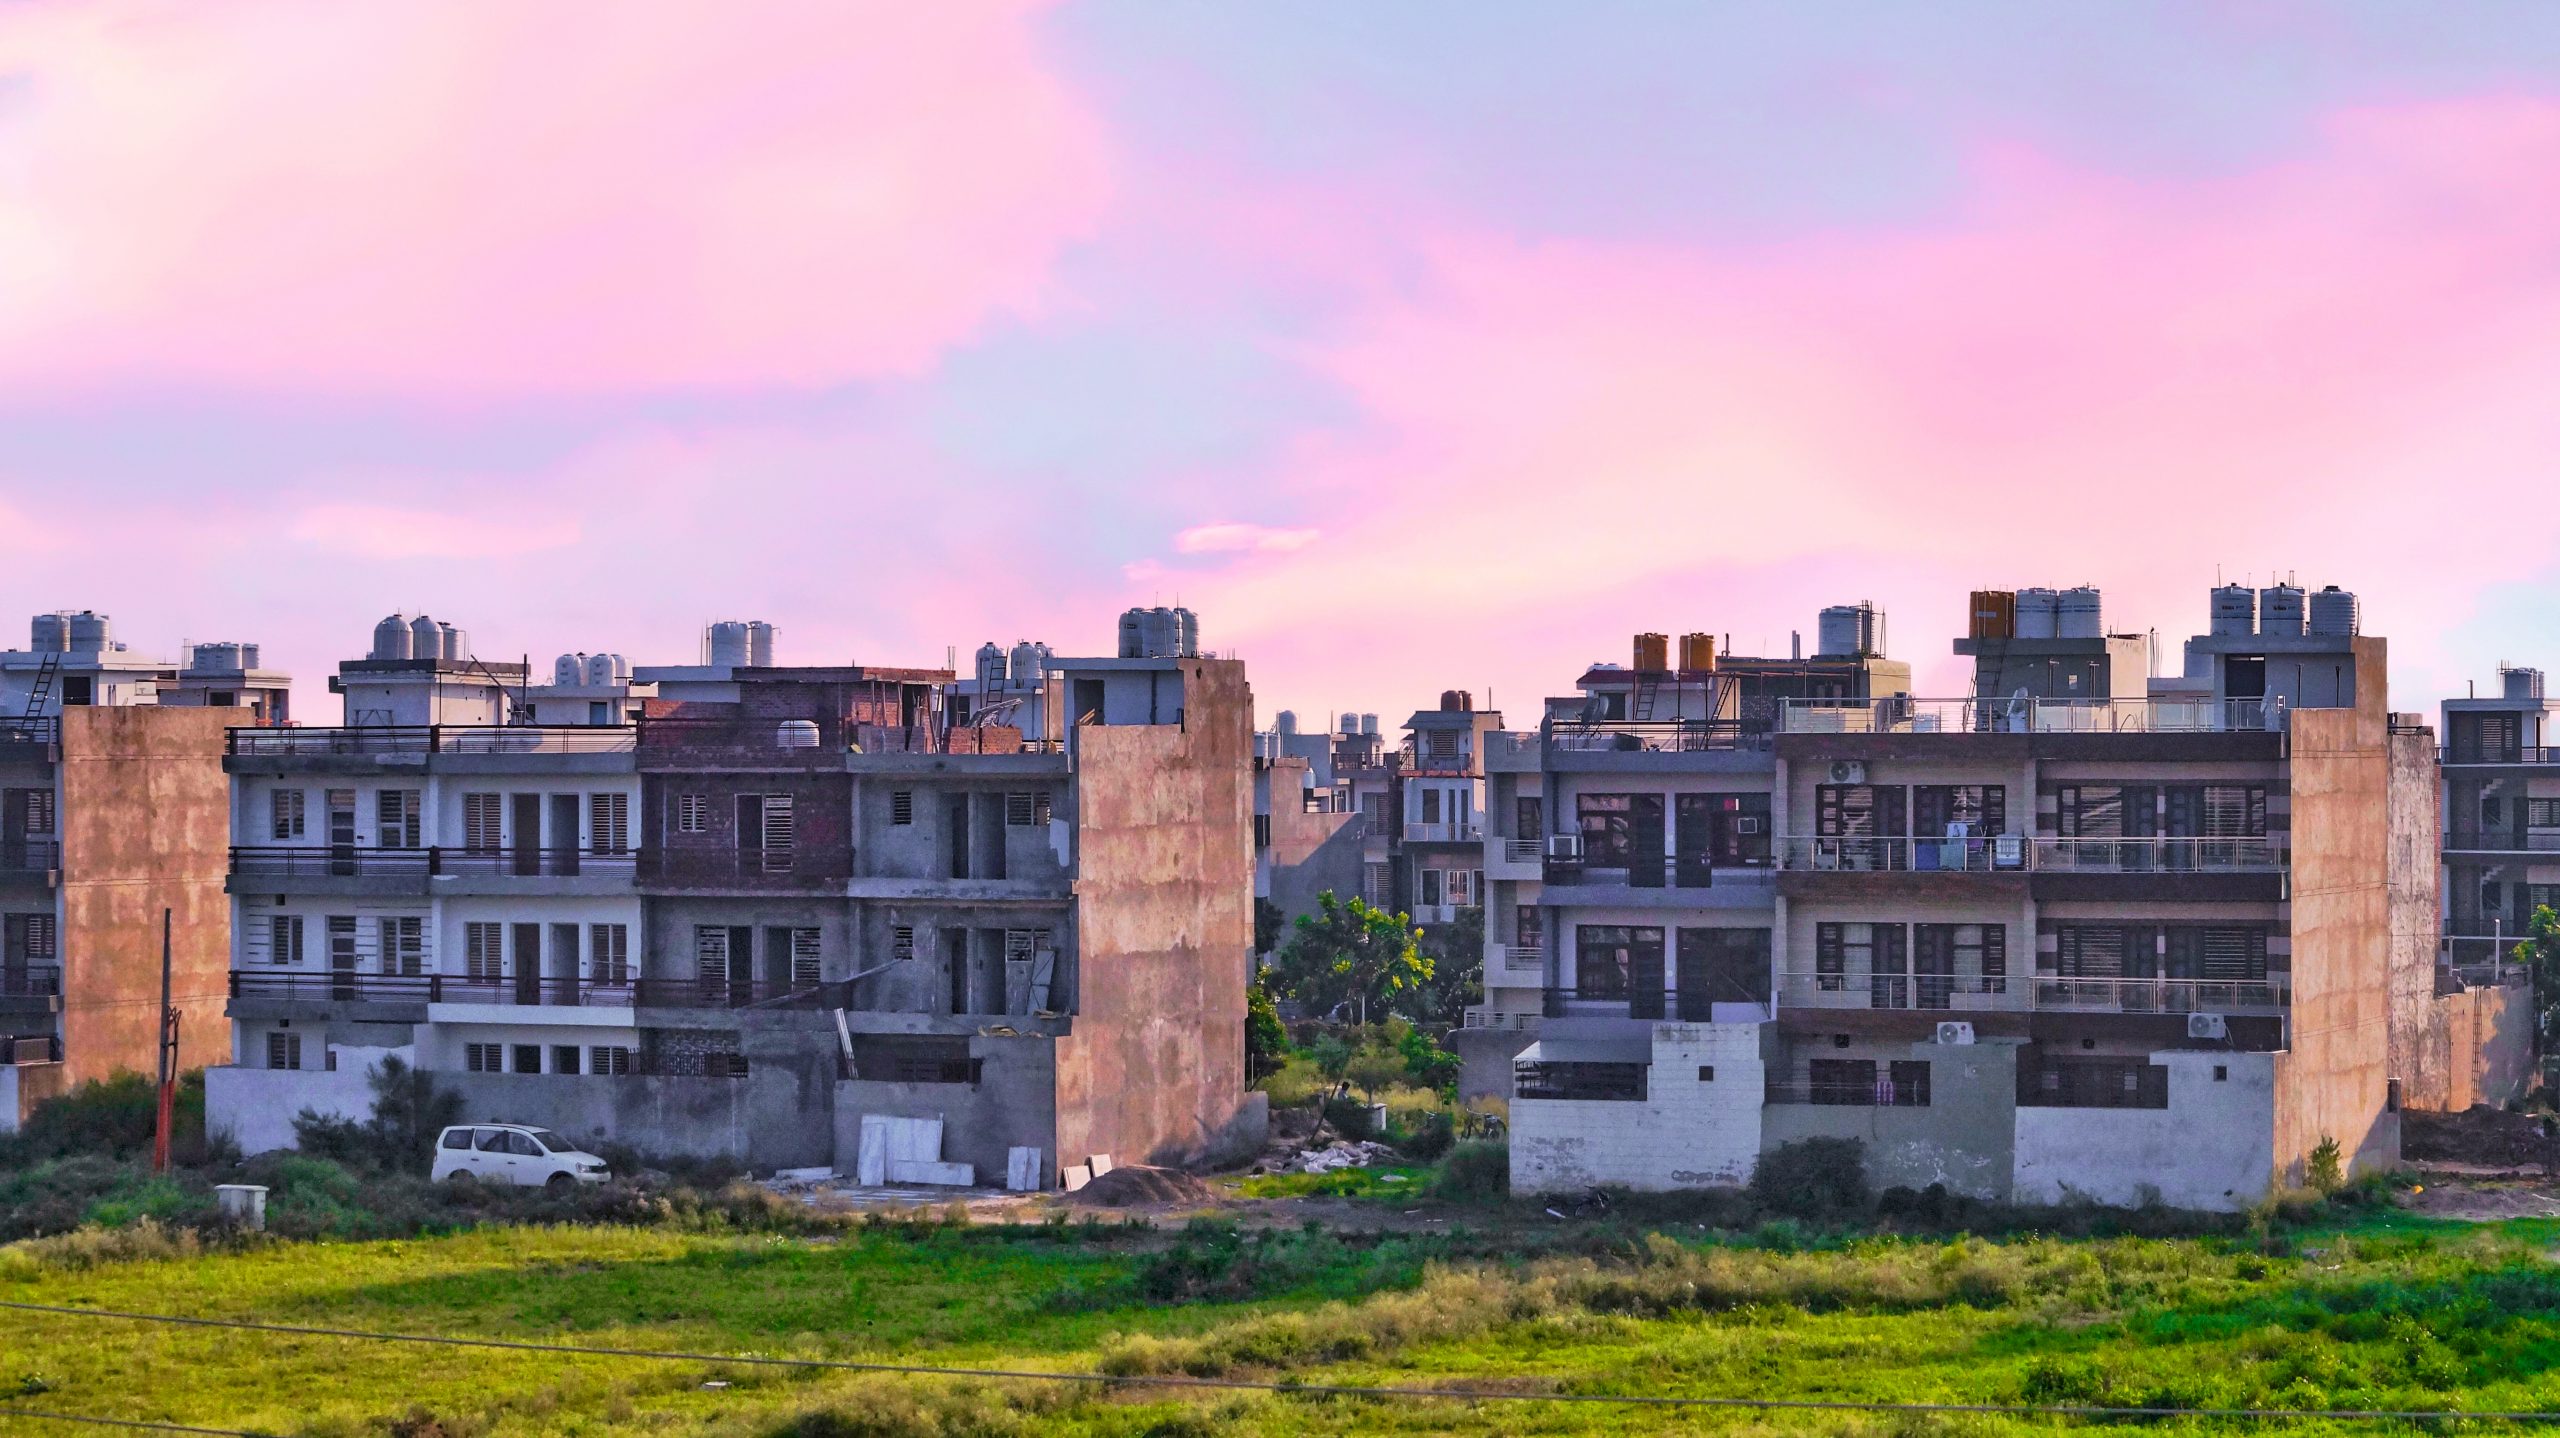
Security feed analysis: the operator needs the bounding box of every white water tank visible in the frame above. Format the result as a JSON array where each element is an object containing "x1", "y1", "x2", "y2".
[
  {"x1": 584, "y1": 653, "x2": 618, "y2": 686},
  {"x1": 2014, "y1": 589, "x2": 2060, "y2": 640},
  {"x1": 2057, "y1": 587, "x2": 2101, "y2": 639},
  {"x1": 2504, "y1": 667, "x2": 2545, "y2": 701},
  {"x1": 2259, "y1": 584, "x2": 2306, "y2": 637},
  {"x1": 373, "y1": 615, "x2": 414, "y2": 660},
  {"x1": 746, "y1": 621, "x2": 775, "y2": 667},
  {"x1": 1009, "y1": 641, "x2": 1044, "y2": 685},
  {"x1": 239, "y1": 644, "x2": 261, "y2": 670},
  {"x1": 2308, "y1": 586, "x2": 2359, "y2": 638},
  {"x1": 66, "y1": 611, "x2": 111, "y2": 653},
  {"x1": 975, "y1": 642, "x2": 1007, "y2": 686},
  {"x1": 2209, "y1": 585, "x2": 2256, "y2": 638},
  {"x1": 439, "y1": 623, "x2": 465, "y2": 661},
  {"x1": 28, "y1": 614, "x2": 70, "y2": 653},
  {"x1": 1176, "y1": 608, "x2": 1200, "y2": 658},
  {"x1": 191, "y1": 643, "x2": 244, "y2": 673},
  {"x1": 1817, "y1": 602, "x2": 1880, "y2": 658},
  {"x1": 555, "y1": 654, "x2": 587, "y2": 686},
  {"x1": 707, "y1": 621, "x2": 751, "y2": 668},
  {"x1": 774, "y1": 719, "x2": 820, "y2": 749},
  {"x1": 409, "y1": 615, "x2": 444, "y2": 661}
]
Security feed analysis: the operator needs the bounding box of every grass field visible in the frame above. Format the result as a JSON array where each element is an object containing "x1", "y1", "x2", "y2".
[{"x1": 7, "y1": 1207, "x2": 2560, "y2": 1436}]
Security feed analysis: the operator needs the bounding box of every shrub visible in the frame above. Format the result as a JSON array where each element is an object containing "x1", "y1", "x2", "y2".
[
  {"x1": 1320, "y1": 1095, "x2": 1376, "y2": 1140},
  {"x1": 1429, "y1": 1140, "x2": 1509, "y2": 1202},
  {"x1": 290, "y1": 1057, "x2": 463, "y2": 1175},
  {"x1": 1748, "y1": 1137, "x2": 1871, "y2": 1220},
  {"x1": 2307, "y1": 1135, "x2": 2345, "y2": 1195},
  {"x1": 1396, "y1": 1111, "x2": 1455, "y2": 1163},
  {"x1": 1255, "y1": 1055, "x2": 1325, "y2": 1110}
]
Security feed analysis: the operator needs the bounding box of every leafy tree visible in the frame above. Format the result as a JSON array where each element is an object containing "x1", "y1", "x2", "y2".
[
  {"x1": 1403, "y1": 905, "x2": 1485, "y2": 1026},
  {"x1": 1398, "y1": 1026, "x2": 1461, "y2": 1092},
  {"x1": 1266, "y1": 891, "x2": 1432, "y2": 1025},
  {"x1": 1254, "y1": 898, "x2": 1285, "y2": 958},
  {"x1": 292, "y1": 1056, "x2": 463, "y2": 1175},
  {"x1": 1343, "y1": 1047, "x2": 1408, "y2": 1103},
  {"x1": 1244, "y1": 981, "x2": 1288, "y2": 1081},
  {"x1": 2514, "y1": 904, "x2": 2560, "y2": 1068}
]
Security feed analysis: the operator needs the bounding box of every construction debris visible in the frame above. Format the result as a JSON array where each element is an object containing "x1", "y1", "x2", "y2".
[
  {"x1": 1066, "y1": 1164, "x2": 1214, "y2": 1207},
  {"x1": 2404, "y1": 1106, "x2": 2560, "y2": 1174},
  {"x1": 1286, "y1": 1140, "x2": 1396, "y2": 1174}
]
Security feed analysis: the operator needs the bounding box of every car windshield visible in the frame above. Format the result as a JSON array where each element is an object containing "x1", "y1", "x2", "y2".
[{"x1": 524, "y1": 1129, "x2": 573, "y2": 1153}]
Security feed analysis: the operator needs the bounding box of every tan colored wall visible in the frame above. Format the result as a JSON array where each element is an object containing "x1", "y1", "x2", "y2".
[
  {"x1": 2385, "y1": 726, "x2": 2458, "y2": 1107},
  {"x1": 1054, "y1": 660, "x2": 1257, "y2": 1169},
  {"x1": 56, "y1": 708, "x2": 238, "y2": 1091},
  {"x1": 2274, "y1": 637, "x2": 2398, "y2": 1181},
  {"x1": 2406, "y1": 980, "x2": 2535, "y2": 1113}
]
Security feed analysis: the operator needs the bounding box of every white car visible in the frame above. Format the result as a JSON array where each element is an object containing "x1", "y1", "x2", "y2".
[{"x1": 432, "y1": 1124, "x2": 611, "y2": 1190}]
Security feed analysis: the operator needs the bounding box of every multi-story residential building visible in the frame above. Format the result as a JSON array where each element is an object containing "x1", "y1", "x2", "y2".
[
  {"x1": 2422, "y1": 662, "x2": 2546, "y2": 1107},
  {"x1": 1253, "y1": 711, "x2": 1365, "y2": 947},
  {"x1": 209, "y1": 618, "x2": 1260, "y2": 1188},
  {"x1": 1502, "y1": 585, "x2": 2430, "y2": 1211},
  {"x1": 0, "y1": 613, "x2": 273, "y2": 1130}
]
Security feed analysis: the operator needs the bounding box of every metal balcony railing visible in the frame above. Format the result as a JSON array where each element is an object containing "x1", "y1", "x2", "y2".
[
  {"x1": 1774, "y1": 970, "x2": 2288, "y2": 1014},
  {"x1": 2444, "y1": 829, "x2": 2560, "y2": 852},
  {"x1": 1495, "y1": 838, "x2": 1542, "y2": 864},
  {"x1": 432, "y1": 847, "x2": 639, "y2": 879},
  {"x1": 1771, "y1": 835, "x2": 2283, "y2": 874},
  {"x1": 230, "y1": 971, "x2": 651, "y2": 1006},
  {"x1": 1778, "y1": 696, "x2": 2281, "y2": 735},
  {"x1": 228, "y1": 725, "x2": 636, "y2": 758},
  {"x1": 0, "y1": 839, "x2": 61, "y2": 874},
  {"x1": 1764, "y1": 1080, "x2": 1930, "y2": 1108},
  {"x1": 631, "y1": 977, "x2": 828, "y2": 1010},
  {"x1": 0, "y1": 965, "x2": 62, "y2": 999},
  {"x1": 2032, "y1": 975, "x2": 2290, "y2": 1013},
  {"x1": 1541, "y1": 854, "x2": 1777, "y2": 888},
  {"x1": 1779, "y1": 971, "x2": 2021, "y2": 1011},
  {"x1": 2442, "y1": 747, "x2": 2560, "y2": 766},
  {"x1": 1404, "y1": 821, "x2": 1482, "y2": 843},
  {"x1": 1780, "y1": 835, "x2": 2004, "y2": 873},
  {"x1": 230, "y1": 845, "x2": 435, "y2": 878},
  {"x1": 2031, "y1": 837, "x2": 2285, "y2": 873},
  {"x1": 1543, "y1": 720, "x2": 1765, "y2": 754},
  {"x1": 636, "y1": 845, "x2": 855, "y2": 885}
]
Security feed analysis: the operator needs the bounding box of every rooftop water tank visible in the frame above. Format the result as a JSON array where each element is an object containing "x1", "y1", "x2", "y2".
[
  {"x1": 192, "y1": 643, "x2": 245, "y2": 673},
  {"x1": 66, "y1": 611, "x2": 111, "y2": 653},
  {"x1": 975, "y1": 642, "x2": 1007, "y2": 686},
  {"x1": 555, "y1": 654, "x2": 587, "y2": 686},
  {"x1": 1009, "y1": 641, "x2": 1044, "y2": 686},
  {"x1": 438, "y1": 622, "x2": 465, "y2": 661},
  {"x1": 774, "y1": 719, "x2": 821, "y2": 749},
  {"x1": 2308, "y1": 586, "x2": 2360, "y2": 638},
  {"x1": 2014, "y1": 588, "x2": 2060, "y2": 640},
  {"x1": 373, "y1": 614, "x2": 414, "y2": 661},
  {"x1": 1176, "y1": 608, "x2": 1200, "y2": 658},
  {"x1": 1340, "y1": 712, "x2": 1359, "y2": 735},
  {"x1": 1361, "y1": 714, "x2": 1378, "y2": 735},
  {"x1": 2504, "y1": 667, "x2": 2545, "y2": 702},
  {"x1": 746, "y1": 621, "x2": 775, "y2": 667},
  {"x1": 583, "y1": 653, "x2": 619, "y2": 686},
  {"x1": 2057, "y1": 587, "x2": 2102, "y2": 640},
  {"x1": 1277, "y1": 710, "x2": 1298, "y2": 737},
  {"x1": 1817, "y1": 602, "x2": 1880, "y2": 658},
  {"x1": 1116, "y1": 609, "x2": 1145, "y2": 659},
  {"x1": 2259, "y1": 584, "x2": 2306, "y2": 637},
  {"x1": 239, "y1": 644, "x2": 261, "y2": 670},
  {"x1": 707, "y1": 621, "x2": 751, "y2": 668},
  {"x1": 410, "y1": 615, "x2": 444, "y2": 661},
  {"x1": 28, "y1": 614, "x2": 69, "y2": 653},
  {"x1": 2209, "y1": 584, "x2": 2256, "y2": 638}
]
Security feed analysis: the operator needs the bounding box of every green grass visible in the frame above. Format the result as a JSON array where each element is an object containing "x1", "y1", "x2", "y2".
[
  {"x1": 8, "y1": 1217, "x2": 2560, "y2": 1434},
  {"x1": 1227, "y1": 1165, "x2": 1433, "y2": 1200}
]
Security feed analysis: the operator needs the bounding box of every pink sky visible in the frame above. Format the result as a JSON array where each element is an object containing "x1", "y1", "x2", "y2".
[{"x1": 2, "y1": 3, "x2": 2555, "y2": 720}]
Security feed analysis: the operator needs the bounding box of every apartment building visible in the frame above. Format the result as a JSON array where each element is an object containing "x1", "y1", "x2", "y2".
[
  {"x1": 0, "y1": 613, "x2": 268, "y2": 1130},
  {"x1": 2422, "y1": 663, "x2": 2547, "y2": 1107},
  {"x1": 1502, "y1": 585, "x2": 2428, "y2": 1211},
  {"x1": 1253, "y1": 711, "x2": 1366, "y2": 945},
  {"x1": 209, "y1": 615, "x2": 1260, "y2": 1187}
]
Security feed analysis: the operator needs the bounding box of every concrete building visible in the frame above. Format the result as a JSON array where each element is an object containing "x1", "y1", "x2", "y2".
[
  {"x1": 1, "y1": 608, "x2": 270, "y2": 1129},
  {"x1": 1252, "y1": 712, "x2": 1366, "y2": 949},
  {"x1": 208, "y1": 620, "x2": 1261, "y2": 1186},
  {"x1": 1501, "y1": 586, "x2": 2429, "y2": 1211},
  {"x1": 2416, "y1": 662, "x2": 2548, "y2": 1108}
]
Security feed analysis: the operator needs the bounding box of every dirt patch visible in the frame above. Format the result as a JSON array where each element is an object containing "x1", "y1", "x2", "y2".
[
  {"x1": 2403, "y1": 1106, "x2": 2560, "y2": 1171},
  {"x1": 2403, "y1": 1176, "x2": 2560, "y2": 1222},
  {"x1": 1068, "y1": 1166, "x2": 1215, "y2": 1207}
]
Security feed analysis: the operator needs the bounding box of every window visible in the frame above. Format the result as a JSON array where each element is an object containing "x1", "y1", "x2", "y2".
[
  {"x1": 1513, "y1": 1061, "x2": 1646, "y2": 1102},
  {"x1": 379, "y1": 917, "x2": 424, "y2": 976},
  {"x1": 1033, "y1": 792, "x2": 1052, "y2": 826},
  {"x1": 1576, "y1": 925, "x2": 1661, "y2": 1004},
  {"x1": 1005, "y1": 792, "x2": 1037, "y2": 826},
  {"x1": 591, "y1": 1046, "x2": 633, "y2": 1077},
  {"x1": 18, "y1": 789, "x2": 54, "y2": 836},
  {"x1": 1577, "y1": 794, "x2": 1636, "y2": 867},
  {"x1": 1914, "y1": 923, "x2": 2004, "y2": 1006},
  {"x1": 2022, "y1": 1058, "x2": 2169, "y2": 1109},
  {"x1": 465, "y1": 922, "x2": 503, "y2": 980},
  {"x1": 791, "y1": 928, "x2": 823, "y2": 986},
  {"x1": 848, "y1": 1035, "x2": 978, "y2": 1084},
  {"x1": 462, "y1": 793, "x2": 503, "y2": 854},
  {"x1": 1363, "y1": 861, "x2": 1392, "y2": 903},
  {"x1": 551, "y1": 1046, "x2": 582, "y2": 1076},
  {"x1": 268, "y1": 914, "x2": 304, "y2": 966},
  {"x1": 2198, "y1": 786, "x2": 2268, "y2": 837},
  {"x1": 376, "y1": 790, "x2": 422, "y2": 848},
  {"x1": 1419, "y1": 787, "x2": 1444, "y2": 824},
  {"x1": 1515, "y1": 907, "x2": 1544, "y2": 951},
  {"x1": 743, "y1": 793, "x2": 794, "y2": 871},
  {"x1": 2057, "y1": 786, "x2": 2144, "y2": 838},
  {"x1": 1815, "y1": 923, "x2": 1897, "y2": 994},
  {"x1": 465, "y1": 1043, "x2": 503, "y2": 1073},
  {"x1": 590, "y1": 792, "x2": 630, "y2": 854},
  {"x1": 892, "y1": 925, "x2": 915, "y2": 962},
  {"x1": 1913, "y1": 784, "x2": 2005, "y2": 836},
  {"x1": 271, "y1": 790, "x2": 305, "y2": 840},
  {"x1": 891, "y1": 791, "x2": 914, "y2": 826},
  {"x1": 441, "y1": 1129, "x2": 474, "y2": 1150},
  {"x1": 266, "y1": 1032, "x2": 302, "y2": 1070},
  {"x1": 2054, "y1": 925, "x2": 2133, "y2": 978},
  {"x1": 674, "y1": 793, "x2": 708, "y2": 834},
  {"x1": 1516, "y1": 796, "x2": 1544, "y2": 841},
  {"x1": 512, "y1": 1045, "x2": 542, "y2": 1074},
  {"x1": 327, "y1": 915, "x2": 358, "y2": 967},
  {"x1": 9, "y1": 913, "x2": 56, "y2": 961},
  {"x1": 2531, "y1": 799, "x2": 2560, "y2": 829},
  {"x1": 1419, "y1": 868, "x2": 1445, "y2": 906},
  {"x1": 2198, "y1": 927, "x2": 2270, "y2": 983},
  {"x1": 1253, "y1": 813, "x2": 1272, "y2": 850},
  {"x1": 1426, "y1": 728, "x2": 1459, "y2": 761},
  {"x1": 695, "y1": 927, "x2": 732, "y2": 982},
  {"x1": 590, "y1": 923, "x2": 630, "y2": 984},
  {"x1": 1697, "y1": 1066, "x2": 1716, "y2": 1082}
]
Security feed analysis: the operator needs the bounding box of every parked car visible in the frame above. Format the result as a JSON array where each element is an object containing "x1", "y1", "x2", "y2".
[{"x1": 432, "y1": 1124, "x2": 611, "y2": 1190}]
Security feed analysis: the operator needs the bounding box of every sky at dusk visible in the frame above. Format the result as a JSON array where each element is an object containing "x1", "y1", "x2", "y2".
[{"x1": 6, "y1": 1, "x2": 2560, "y2": 723}]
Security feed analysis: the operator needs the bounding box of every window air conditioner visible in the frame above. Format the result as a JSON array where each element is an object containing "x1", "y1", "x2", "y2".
[
  {"x1": 1829, "y1": 761, "x2": 1868, "y2": 785},
  {"x1": 2187, "y1": 1013, "x2": 2229, "y2": 1041},
  {"x1": 1934, "y1": 1021, "x2": 1976, "y2": 1046},
  {"x1": 1545, "y1": 833, "x2": 1584, "y2": 861}
]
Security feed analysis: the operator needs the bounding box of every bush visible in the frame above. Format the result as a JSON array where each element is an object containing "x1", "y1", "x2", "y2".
[
  {"x1": 1430, "y1": 1140, "x2": 1509, "y2": 1202},
  {"x1": 1320, "y1": 1095, "x2": 1376, "y2": 1140},
  {"x1": 2307, "y1": 1135, "x2": 2345, "y2": 1195},
  {"x1": 1396, "y1": 1111, "x2": 1455, "y2": 1162},
  {"x1": 1255, "y1": 1055, "x2": 1326, "y2": 1110},
  {"x1": 1748, "y1": 1138, "x2": 1871, "y2": 1220},
  {"x1": 290, "y1": 1056, "x2": 463, "y2": 1175}
]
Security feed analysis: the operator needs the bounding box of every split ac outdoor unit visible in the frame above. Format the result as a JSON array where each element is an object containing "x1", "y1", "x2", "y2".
[
  {"x1": 2187, "y1": 1013, "x2": 2229, "y2": 1041},
  {"x1": 1829, "y1": 760, "x2": 1868, "y2": 785},
  {"x1": 1935, "y1": 1021, "x2": 1976, "y2": 1046},
  {"x1": 1545, "y1": 833, "x2": 1585, "y2": 861}
]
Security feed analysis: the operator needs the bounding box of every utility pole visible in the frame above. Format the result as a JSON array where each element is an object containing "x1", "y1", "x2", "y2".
[{"x1": 153, "y1": 907, "x2": 177, "y2": 1174}]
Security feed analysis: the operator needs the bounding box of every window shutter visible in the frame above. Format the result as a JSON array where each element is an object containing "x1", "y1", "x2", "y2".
[
  {"x1": 1006, "y1": 793, "x2": 1035, "y2": 826},
  {"x1": 891, "y1": 791, "x2": 914, "y2": 826},
  {"x1": 463, "y1": 793, "x2": 502, "y2": 853},
  {"x1": 591, "y1": 793, "x2": 630, "y2": 854},
  {"x1": 1033, "y1": 792, "x2": 1052, "y2": 826},
  {"x1": 696, "y1": 926, "x2": 730, "y2": 980},
  {"x1": 466, "y1": 922, "x2": 502, "y2": 979},
  {"x1": 892, "y1": 925, "x2": 915, "y2": 961},
  {"x1": 792, "y1": 928, "x2": 822, "y2": 986},
  {"x1": 675, "y1": 793, "x2": 707, "y2": 834}
]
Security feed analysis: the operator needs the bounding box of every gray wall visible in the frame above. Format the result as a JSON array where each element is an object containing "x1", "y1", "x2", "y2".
[{"x1": 1761, "y1": 1041, "x2": 2018, "y2": 1199}]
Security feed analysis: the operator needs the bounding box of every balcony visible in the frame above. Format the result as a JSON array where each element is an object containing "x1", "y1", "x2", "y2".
[
  {"x1": 632, "y1": 977, "x2": 830, "y2": 1011},
  {"x1": 1486, "y1": 942, "x2": 1545, "y2": 987},
  {"x1": 1545, "y1": 720, "x2": 1763, "y2": 754},
  {"x1": 2031, "y1": 837, "x2": 2284, "y2": 873},
  {"x1": 228, "y1": 845, "x2": 639, "y2": 894},
  {"x1": 1540, "y1": 854, "x2": 1778, "y2": 904},
  {"x1": 2444, "y1": 829, "x2": 2560, "y2": 854},
  {"x1": 230, "y1": 845, "x2": 435, "y2": 880},
  {"x1": 1404, "y1": 820, "x2": 1483, "y2": 844},
  {"x1": 637, "y1": 845, "x2": 855, "y2": 889},
  {"x1": 1486, "y1": 836, "x2": 1542, "y2": 881},
  {"x1": 1, "y1": 1033, "x2": 61, "y2": 1066},
  {"x1": 431, "y1": 847, "x2": 639, "y2": 882},
  {"x1": 1779, "y1": 835, "x2": 2008, "y2": 874},
  {"x1": 1765, "y1": 1079, "x2": 1930, "y2": 1108},
  {"x1": 1774, "y1": 970, "x2": 2288, "y2": 1016},
  {"x1": 1773, "y1": 835, "x2": 2283, "y2": 875},
  {"x1": 231, "y1": 970, "x2": 444, "y2": 1005},
  {"x1": 0, "y1": 717, "x2": 56, "y2": 763},
  {"x1": 0, "y1": 839, "x2": 60, "y2": 878},
  {"x1": 0, "y1": 965, "x2": 61, "y2": 1001},
  {"x1": 1777, "y1": 696, "x2": 2280, "y2": 735},
  {"x1": 2442, "y1": 747, "x2": 2560, "y2": 767},
  {"x1": 228, "y1": 725, "x2": 636, "y2": 759}
]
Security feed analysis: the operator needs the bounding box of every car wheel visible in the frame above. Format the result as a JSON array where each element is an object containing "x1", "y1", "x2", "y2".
[
  {"x1": 444, "y1": 1169, "x2": 476, "y2": 1186},
  {"x1": 545, "y1": 1172, "x2": 576, "y2": 1195}
]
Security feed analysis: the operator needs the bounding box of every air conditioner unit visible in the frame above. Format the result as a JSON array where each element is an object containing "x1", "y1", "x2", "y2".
[
  {"x1": 1829, "y1": 760, "x2": 1868, "y2": 785},
  {"x1": 1734, "y1": 816, "x2": 1765, "y2": 835},
  {"x1": 2187, "y1": 1013, "x2": 2229, "y2": 1041},
  {"x1": 1545, "y1": 833, "x2": 1585, "y2": 861},
  {"x1": 1992, "y1": 833, "x2": 2027, "y2": 870},
  {"x1": 1935, "y1": 1021, "x2": 1976, "y2": 1046}
]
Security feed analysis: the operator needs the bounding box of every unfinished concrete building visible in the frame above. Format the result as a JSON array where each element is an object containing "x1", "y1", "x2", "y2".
[
  {"x1": 208, "y1": 617, "x2": 1260, "y2": 1186},
  {"x1": 1504, "y1": 584, "x2": 2430, "y2": 1210}
]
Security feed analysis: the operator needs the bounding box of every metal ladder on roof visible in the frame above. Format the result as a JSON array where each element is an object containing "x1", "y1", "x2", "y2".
[
  {"x1": 19, "y1": 652, "x2": 59, "y2": 720},
  {"x1": 1631, "y1": 674, "x2": 1662, "y2": 723}
]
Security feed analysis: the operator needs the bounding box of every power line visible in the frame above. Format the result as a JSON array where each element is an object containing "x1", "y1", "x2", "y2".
[
  {"x1": 0, "y1": 1409, "x2": 259, "y2": 1437},
  {"x1": 7, "y1": 1298, "x2": 2560, "y2": 1424}
]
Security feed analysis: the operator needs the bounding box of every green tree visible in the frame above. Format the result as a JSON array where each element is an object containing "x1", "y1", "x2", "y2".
[
  {"x1": 1254, "y1": 898, "x2": 1285, "y2": 957},
  {"x1": 2513, "y1": 904, "x2": 2560, "y2": 1068},
  {"x1": 1266, "y1": 891, "x2": 1432, "y2": 1025},
  {"x1": 1244, "y1": 981, "x2": 1288, "y2": 1082},
  {"x1": 1402, "y1": 905, "x2": 1485, "y2": 1026}
]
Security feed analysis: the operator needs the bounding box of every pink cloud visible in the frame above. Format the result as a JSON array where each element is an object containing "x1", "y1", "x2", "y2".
[
  {"x1": 1174, "y1": 97, "x2": 2560, "y2": 714},
  {"x1": 0, "y1": 0, "x2": 1110, "y2": 397},
  {"x1": 290, "y1": 503, "x2": 580, "y2": 559},
  {"x1": 1173, "y1": 521, "x2": 1321, "y2": 555}
]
